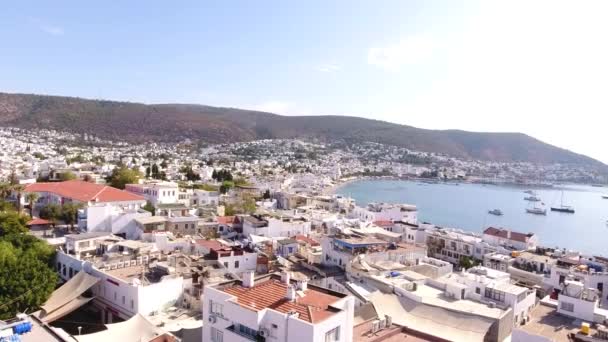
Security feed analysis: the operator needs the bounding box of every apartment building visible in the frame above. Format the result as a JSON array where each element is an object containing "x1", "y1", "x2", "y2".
[
  {"x1": 482, "y1": 227, "x2": 539, "y2": 251},
  {"x1": 351, "y1": 203, "x2": 417, "y2": 224},
  {"x1": 203, "y1": 272, "x2": 355, "y2": 342}
]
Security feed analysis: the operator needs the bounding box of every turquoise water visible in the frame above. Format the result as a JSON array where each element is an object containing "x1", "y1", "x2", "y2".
[{"x1": 336, "y1": 180, "x2": 608, "y2": 255}]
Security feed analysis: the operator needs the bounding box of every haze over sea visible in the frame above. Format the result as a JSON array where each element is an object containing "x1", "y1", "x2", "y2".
[{"x1": 336, "y1": 180, "x2": 608, "y2": 256}]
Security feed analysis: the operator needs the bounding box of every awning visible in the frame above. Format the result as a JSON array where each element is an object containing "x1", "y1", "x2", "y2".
[
  {"x1": 38, "y1": 271, "x2": 100, "y2": 323},
  {"x1": 76, "y1": 314, "x2": 168, "y2": 342}
]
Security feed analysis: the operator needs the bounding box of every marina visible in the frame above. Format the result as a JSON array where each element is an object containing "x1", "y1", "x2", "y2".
[{"x1": 337, "y1": 180, "x2": 608, "y2": 255}]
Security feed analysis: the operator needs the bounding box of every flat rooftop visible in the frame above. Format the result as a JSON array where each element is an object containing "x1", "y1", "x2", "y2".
[
  {"x1": 518, "y1": 304, "x2": 593, "y2": 342},
  {"x1": 219, "y1": 274, "x2": 346, "y2": 324},
  {"x1": 354, "y1": 321, "x2": 431, "y2": 342}
]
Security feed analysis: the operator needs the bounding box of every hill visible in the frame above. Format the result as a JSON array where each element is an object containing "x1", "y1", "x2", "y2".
[{"x1": 0, "y1": 92, "x2": 603, "y2": 167}]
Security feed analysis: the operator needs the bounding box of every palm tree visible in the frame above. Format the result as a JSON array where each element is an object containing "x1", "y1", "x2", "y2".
[
  {"x1": 11, "y1": 184, "x2": 25, "y2": 213},
  {"x1": 25, "y1": 192, "x2": 39, "y2": 218}
]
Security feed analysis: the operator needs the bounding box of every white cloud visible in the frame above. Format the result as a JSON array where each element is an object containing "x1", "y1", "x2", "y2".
[
  {"x1": 315, "y1": 63, "x2": 341, "y2": 73},
  {"x1": 368, "y1": 35, "x2": 436, "y2": 71},
  {"x1": 40, "y1": 24, "x2": 64, "y2": 36},
  {"x1": 28, "y1": 17, "x2": 64, "y2": 36}
]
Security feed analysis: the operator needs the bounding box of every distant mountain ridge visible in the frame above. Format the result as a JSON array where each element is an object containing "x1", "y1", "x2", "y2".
[{"x1": 0, "y1": 92, "x2": 603, "y2": 167}]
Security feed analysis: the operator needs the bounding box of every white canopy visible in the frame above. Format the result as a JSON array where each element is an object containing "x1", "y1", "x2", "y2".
[
  {"x1": 38, "y1": 271, "x2": 100, "y2": 323},
  {"x1": 76, "y1": 314, "x2": 168, "y2": 342}
]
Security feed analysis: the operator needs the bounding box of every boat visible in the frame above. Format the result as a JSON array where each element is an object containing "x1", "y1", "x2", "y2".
[
  {"x1": 551, "y1": 191, "x2": 575, "y2": 214},
  {"x1": 524, "y1": 195, "x2": 541, "y2": 202},
  {"x1": 524, "y1": 190, "x2": 534, "y2": 194},
  {"x1": 602, "y1": 195, "x2": 608, "y2": 199},
  {"x1": 488, "y1": 209, "x2": 503, "y2": 216},
  {"x1": 526, "y1": 207, "x2": 547, "y2": 215}
]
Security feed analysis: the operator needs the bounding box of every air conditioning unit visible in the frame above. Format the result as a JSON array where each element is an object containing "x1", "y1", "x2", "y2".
[
  {"x1": 208, "y1": 315, "x2": 217, "y2": 324},
  {"x1": 259, "y1": 328, "x2": 270, "y2": 338},
  {"x1": 371, "y1": 320, "x2": 380, "y2": 333}
]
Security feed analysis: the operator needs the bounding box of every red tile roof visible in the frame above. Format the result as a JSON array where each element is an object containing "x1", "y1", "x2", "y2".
[
  {"x1": 24, "y1": 180, "x2": 145, "y2": 203},
  {"x1": 195, "y1": 239, "x2": 231, "y2": 252},
  {"x1": 26, "y1": 218, "x2": 51, "y2": 226},
  {"x1": 294, "y1": 234, "x2": 320, "y2": 246},
  {"x1": 217, "y1": 216, "x2": 236, "y2": 225},
  {"x1": 373, "y1": 220, "x2": 394, "y2": 227},
  {"x1": 483, "y1": 227, "x2": 533, "y2": 243},
  {"x1": 222, "y1": 279, "x2": 342, "y2": 323}
]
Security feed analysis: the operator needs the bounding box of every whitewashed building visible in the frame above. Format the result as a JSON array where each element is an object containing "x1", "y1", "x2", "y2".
[{"x1": 203, "y1": 272, "x2": 355, "y2": 342}]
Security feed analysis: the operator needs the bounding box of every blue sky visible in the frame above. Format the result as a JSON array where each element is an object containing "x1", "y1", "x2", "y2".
[{"x1": 2, "y1": 1, "x2": 608, "y2": 163}]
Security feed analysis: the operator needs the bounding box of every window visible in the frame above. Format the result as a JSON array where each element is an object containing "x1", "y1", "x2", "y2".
[
  {"x1": 484, "y1": 288, "x2": 505, "y2": 302},
  {"x1": 475, "y1": 287, "x2": 480, "y2": 294},
  {"x1": 209, "y1": 300, "x2": 223, "y2": 317},
  {"x1": 122, "y1": 296, "x2": 125, "y2": 305},
  {"x1": 223, "y1": 262, "x2": 228, "y2": 268},
  {"x1": 210, "y1": 327, "x2": 223, "y2": 342},
  {"x1": 325, "y1": 327, "x2": 340, "y2": 342},
  {"x1": 560, "y1": 302, "x2": 574, "y2": 312},
  {"x1": 234, "y1": 261, "x2": 240, "y2": 269},
  {"x1": 131, "y1": 299, "x2": 134, "y2": 309},
  {"x1": 114, "y1": 292, "x2": 117, "y2": 301}
]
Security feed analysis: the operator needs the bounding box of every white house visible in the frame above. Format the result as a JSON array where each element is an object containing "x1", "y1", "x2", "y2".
[
  {"x1": 482, "y1": 227, "x2": 539, "y2": 251},
  {"x1": 23, "y1": 180, "x2": 147, "y2": 235},
  {"x1": 557, "y1": 280, "x2": 608, "y2": 323},
  {"x1": 125, "y1": 181, "x2": 179, "y2": 206},
  {"x1": 191, "y1": 189, "x2": 220, "y2": 207},
  {"x1": 242, "y1": 215, "x2": 311, "y2": 238},
  {"x1": 351, "y1": 203, "x2": 417, "y2": 224},
  {"x1": 203, "y1": 272, "x2": 355, "y2": 342},
  {"x1": 55, "y1": 237, "x2": 184, "y2": 324},
  {"x1": 440, "y1": 266, "x2": 537, "y2": 326}
]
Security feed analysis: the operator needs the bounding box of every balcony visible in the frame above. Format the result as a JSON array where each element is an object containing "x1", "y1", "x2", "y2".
[{"x1": 226, "y1": 325, "x2": 264, "y2": 342}]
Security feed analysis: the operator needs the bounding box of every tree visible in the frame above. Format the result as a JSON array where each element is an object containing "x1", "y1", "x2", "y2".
[
  {"x1": 0, "y1": 210, "x2": 57, "y2": 319},
  {"x1": 107, "y1": 166, "x2": 142, "y2": 189},
  {"x1": 145, "y1": 166, "x2": 151, "y2": 178},
  {"x1": 263, "y1": 189, "x2": 271, "y2": 199},
  {"x1": 160, "y1": 160, "x2": 168, "y2": 169},
  {"x1": 61, "y1": 203, "x2": 82, "y2": 230},
  {"x1": 59, "y1": 171, "x2": 77, "y2": 181},
  {"x1": 39, "y1": 204, "x2": 62, "y2": 227},
  {"x1": 219, "y1": 181, "x2": 234, "y2": 194},
  {"x1": 142, "y1": 201, "x2": 155, "y2": 215},
  {"x1": 0, "y1": 183, "x2": 11, "y2": 201},
  {"x1": 242, "y1": 195, "x2": 257, "y2": 214},
  {"x1": 0, "y1": 211, "x2": 29, "y2": 236},
  {"x1": 151, "y1": 164, "x2": 160, "y2": 179},
  {"x1": 25, "y1": 193, "x2": 39, "y2": 218}
]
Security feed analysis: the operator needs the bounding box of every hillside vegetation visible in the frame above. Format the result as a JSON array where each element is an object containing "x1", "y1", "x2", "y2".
[{"x1": 0, "y1": 92, "x2": 602, "y2": 166}]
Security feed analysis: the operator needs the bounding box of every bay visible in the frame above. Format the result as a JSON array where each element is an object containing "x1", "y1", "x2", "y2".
[{"x1": 336, "y1": 180, "x2": 608, "y2": 256}]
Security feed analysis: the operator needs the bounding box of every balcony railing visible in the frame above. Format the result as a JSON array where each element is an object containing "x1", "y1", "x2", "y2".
[{"x1": 226, "y1": 325, "x2": 264, "y2": 342}]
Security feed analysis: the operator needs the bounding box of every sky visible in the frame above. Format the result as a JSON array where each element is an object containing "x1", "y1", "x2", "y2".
[{"x1": 1, "y1": 1, "x2": 608, "y2": 163}]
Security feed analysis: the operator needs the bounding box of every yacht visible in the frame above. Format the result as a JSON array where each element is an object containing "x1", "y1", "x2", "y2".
[
  {"x1": 526, "y1": 207, "x2": 547, "y2": 215},
  {"x1": 524, "y1": 195, "x2": 541, "y2": 202},
  {"x1": 488, "y1": 209, "x2": 503, "y2": 216},
  {"x1": 551, "y1": 191, "x2": 575, "y2": 214},
  {"x1": 602, "y1": 195, "x2": 608, "y2": 199}
]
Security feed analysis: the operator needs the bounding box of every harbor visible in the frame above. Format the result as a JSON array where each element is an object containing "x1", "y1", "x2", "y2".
[{"x1": 337, "y1": 180, "x2": 608, "y2": 255}]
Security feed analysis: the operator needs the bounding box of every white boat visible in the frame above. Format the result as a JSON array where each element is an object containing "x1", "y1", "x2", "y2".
[
  {"x1": 526, "y1": 207, "x2": 547, "y2": 215},
  {"x1": 602, "y1": 195, "x2": 608, "y2": 199},
  {"x1": 524, "y1": 195, "x2": 541, "y2": 202}
]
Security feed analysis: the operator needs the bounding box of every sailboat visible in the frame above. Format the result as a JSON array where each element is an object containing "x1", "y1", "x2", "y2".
[
  {"x1": 551, "y1": 191, "x2": 575, "y2": 213},
  {"x1": 526, "y1": 202, "x2": 547, "y2": 215}
]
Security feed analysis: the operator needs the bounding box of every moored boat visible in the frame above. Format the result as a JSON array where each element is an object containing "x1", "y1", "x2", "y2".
[
  {"x1": 526, "y1": 207, "x2": 547, "y2": 215},
  {"x1": 488, "y1": 209, "x2": 503, "y2": 216}
]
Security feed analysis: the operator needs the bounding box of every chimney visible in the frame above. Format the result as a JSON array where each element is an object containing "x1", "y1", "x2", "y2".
[
  {"x1": 242, "y1": 271, "x2": 255, "y2": 288},
  {"x1": 286, "y1": 285, "x2": 296, "y2": 301},
  {"x1": 297, "y1": 280, "x2": 308, "y2": 292},
  {"x1": 281, "y1": 271, "x2": 291, "y2": 284}
]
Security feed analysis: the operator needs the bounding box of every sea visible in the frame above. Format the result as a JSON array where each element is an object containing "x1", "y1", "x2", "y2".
[{"x1": 336, "y1": 180, "x2": 608, "y2": 256}]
